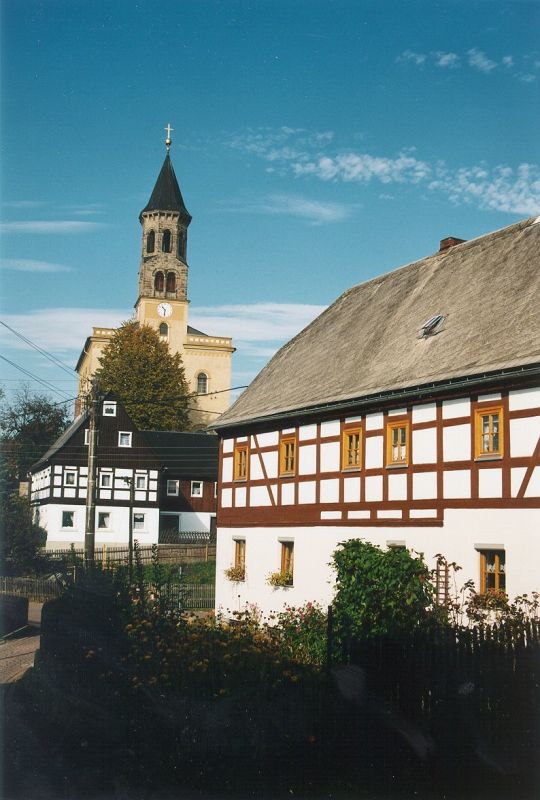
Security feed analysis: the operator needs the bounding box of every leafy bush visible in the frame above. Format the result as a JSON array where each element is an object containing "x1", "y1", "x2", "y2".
[
  {"x1": 224, "y1": 564, "x2": 245, "y2": 582},
  {"x1": 267, "y1": 570, "x2": 293, "y2": 587},
  {"x1": 0, "y1": 493, "x2": 47, "y2": 575},
  {"x1": 332, "y1": 539, "x2": 434, "y2": 640},
  {"x1": 274, "y1": 602, "x2": 327, "y2": 665}
]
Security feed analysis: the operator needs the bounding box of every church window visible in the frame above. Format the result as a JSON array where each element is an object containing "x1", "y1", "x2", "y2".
[
  {"x1": 154, "y1": 271, "x2": 164, "y2": 292},
  {"x1": 162, "y1": 229, "x2": 172, "y2": 253},
  {"x1": 166, "y1": 271, "x2": 176, "y2": 292},
  {"x1": 159, "y1": 322, "x2": 168, "y2": 339},
  {"x1": 146, "y1": 230, "x2": 155, "y2": 254},
  {"x1": 197, "y1": 372, "x2": 208, "y2": 395}
]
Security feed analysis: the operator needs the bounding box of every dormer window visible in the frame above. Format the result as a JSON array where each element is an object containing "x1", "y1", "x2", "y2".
[
  {"x1": 146, "y1": 230, "x2": 155, "y2": 254},
  {"x1": 154, "y1": 271, "x2": 164, "y2": 292},
  {"x1": 419, "y1": 314, "x2": 445, "y2": 338},
  {"x1": 103, "y1": 401, "x2": 117, "y2": 417},
  {"x1": 162, "y1": 229, "x2": 172, "y2": 253},
  {"x1": 166, "y1": 271, "x2": 176, "y2": 292}
]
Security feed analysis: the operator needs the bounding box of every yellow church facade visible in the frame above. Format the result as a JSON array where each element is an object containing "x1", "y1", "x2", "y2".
[{"x1": 76, "y1": 135, "x2": 234, "y2": 426}]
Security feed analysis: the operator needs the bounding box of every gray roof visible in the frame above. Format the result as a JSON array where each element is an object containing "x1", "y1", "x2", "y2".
[
  {"x1": 214, "y1": 217, "x2": 540, "y2": 429},
  {"x1": 32, "y1": 413, "x2": 87, "y2": 470},
  {"x1": 140, "y1": 153, "x2": 191, "y2": 222},
  {"x1": 141, "y1": 431, "x2": 218, "y2": 478}
]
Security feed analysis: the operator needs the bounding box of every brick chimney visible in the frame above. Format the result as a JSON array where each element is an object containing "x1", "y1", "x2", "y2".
[{"x1": 439, "y1": 236, "x2": 466, "y2": 252}]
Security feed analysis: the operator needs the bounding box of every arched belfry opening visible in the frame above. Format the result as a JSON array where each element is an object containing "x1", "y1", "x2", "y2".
[
  {"x1": 146, "y1": 230, "x2": 155, "y2": 253},
  {"x1": 166, "y1": 272, "x2": 176, "y2": 293},
  {"x1": 154, "y1": 271, "x2": 164, "y2": 293},
  {"x1": 162, "y1": 229, "x2": 172, "y2": 253}
]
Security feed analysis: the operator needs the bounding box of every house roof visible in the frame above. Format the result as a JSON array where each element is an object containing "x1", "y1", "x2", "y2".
[
  {"x1": 140, "y1": 431, "x2": 218, "y2": 478},
  {"x1": 213, "y1": 216, "x2": 540, "y2": 430},
  {"x1": 31, "y1": 412, "x2": 88, "y2": 470},
  {"x1": 140, "y1": 153, "x2": 191, "y2": 222}
]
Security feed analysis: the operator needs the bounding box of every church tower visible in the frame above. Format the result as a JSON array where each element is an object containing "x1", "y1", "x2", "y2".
[
  {"x1": 135, "y1": 130, "x2": 191, "y2": 355},
  {"x1": 76, "y1": 126, "x2": 234, "y2": 427}
]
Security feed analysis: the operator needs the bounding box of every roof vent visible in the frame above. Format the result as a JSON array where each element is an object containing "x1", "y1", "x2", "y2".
[
  {"x1": 419, "y1": 314, "x2": 445, "y2": 338},
  {"x1": 439, "y1": 236, "x2": 466, "y2": 252}
]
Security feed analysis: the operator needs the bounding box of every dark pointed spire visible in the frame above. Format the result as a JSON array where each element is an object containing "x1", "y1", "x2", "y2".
[{"x1": 140, "y1": 153, "x2": 192, "y2": 223}]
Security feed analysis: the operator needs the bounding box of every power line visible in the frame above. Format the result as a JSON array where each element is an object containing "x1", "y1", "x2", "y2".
[
  {"x1": 0, "y1": 320, "x2": 75, "y2": 376},
  {"x1": 0, "y1": 354, "x2": 69, "y2": 399}
]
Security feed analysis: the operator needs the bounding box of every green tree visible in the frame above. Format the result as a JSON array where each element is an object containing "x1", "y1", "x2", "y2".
[
  {"x1": 0, "y1": 385, "x2": 70, "y2": 490},
  {"x1": 95, "y1": 321, "x2": 192, "y2": 430},
  {"x1": 331, "y1": 539, "x2": 434, "y2": 641},
  {"x1": 0, "y1": 492, "x2": 47, "y2": 574}
]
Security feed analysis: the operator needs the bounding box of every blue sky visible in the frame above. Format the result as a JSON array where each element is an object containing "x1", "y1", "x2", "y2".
[{"x1": 1, "y1": 0, "x2": 539, "y2": 410}]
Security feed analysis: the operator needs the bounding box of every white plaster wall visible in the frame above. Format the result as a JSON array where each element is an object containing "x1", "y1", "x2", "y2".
[
  {"x1": 320, "y1": 479, "x2": 340, "y2": 503},
  {"x1": 344, "y1": 477, "x2": 361, "y2": 502},
  {"x1": 250, "y1": 485, "x2": 272, "y2": 506},
  {"x1": 509, "y1": 387, "x2": 540, "y2": 411},
  {"x1": 443, "y1": 470, "x2": 471, "y2": 498},
  {"x1": 412, "y1": 403, "x2": 437, "y2": 423},
  {"x1": 298, "y1": 424, "x2": 317, "y2": 441},
  {"x1": 511, "y1": 467, "x2": 527, "y2": 497},
  {"x1": 222, "y1": 457, "x2": 233, "y2": 483},
  {"x1": 235, "y1": 487, "x2": 246, "y2": 507},
  {"x1": 388, "y1": 473, "x2": 407, "y2": 501},
  {"x1": 298, "y1": 445, "x2": 317, "y2": 475},
  {"x1": 250, "y1": 454, "x2": 264, "y2": 481},
  {"x1": 222, "y1": 438, "x2": 234, "y2": 453},
  {"x1": 43, "y1": 505, "x2": 160, "y2": 546},
  {"x1": 281, "y1": 483, "x2": 295, "y2": 505},
  {"x1": 443, "y1": 424, "x2": 471, "y2": 461},
  {"x1": 221, "y1": 488, "x2": 232, "y2": 507},
  {"x1": 478, "y1": 468, "x2": 502, "y2": 498},
  {"x1": 365, "y1": 412, "x2": 383, "y2": 430},
  {"x1": 510, "y1": 417, "x2": 540, "y2": 457},
  {"x1": 180, "y1": 512, "x2": 214, "y2": 532},
  {"x1": 262, "y1": 451, "x2": 278, "y2": 478},
  {"x1": 215, "y1": 508, "x2": 540, "y2": 617},
  {"x1": 412, "y1": 428, "x2": 437, "y2": 464},
  {"x1": 298, "y1": 481, "x2": 316, "y2": 504},
  {"x1": 443, "y1": 398, "x2": 470, "y2": 419},
  {"x1": 412, "y1": 472, "x2": 438, "y2": 500},
  {"x1": 365, "y1": 475, "x2": 383, "y2": 501},
  {"x1": 365, "y1": 436, "x2": 383, "y2": 469},
  {"x1": 320, "y1": 441, "x2": 340, "y2": 472},
  {"x1": 256, "y1": 431, "x2": 279, "y2": 447},
  {"x1": 526, "y1": 467, "x2": 540, "y2": 498},
  {"x1": 320, "y1": 420, "x2": 340, "y2": 437}
]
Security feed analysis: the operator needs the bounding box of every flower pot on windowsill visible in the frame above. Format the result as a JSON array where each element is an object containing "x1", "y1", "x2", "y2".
[
  {"x1": 267, "y1": 571, "x2": 293, "y2": 588},
  {"x1": 224, "y1": 565, "x2": 245, "y2": 582}
]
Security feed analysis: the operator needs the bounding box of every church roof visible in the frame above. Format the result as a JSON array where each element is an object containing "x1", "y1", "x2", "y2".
[
  {"x1": 212, "y1": 216, "x2": 540, "y2": 430},
  {"x1": 141, "y1": 153, "x2": 191, "y2": 221}
]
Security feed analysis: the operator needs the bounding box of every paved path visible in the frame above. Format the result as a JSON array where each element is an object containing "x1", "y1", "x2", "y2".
[{"x1": 0, "y1": 602, "x2": 43, "y2": 685}]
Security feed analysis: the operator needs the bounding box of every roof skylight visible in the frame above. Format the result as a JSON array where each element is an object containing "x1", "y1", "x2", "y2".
[{"x1": 420, "y1": 314, "x2": 445, "y2": 338}]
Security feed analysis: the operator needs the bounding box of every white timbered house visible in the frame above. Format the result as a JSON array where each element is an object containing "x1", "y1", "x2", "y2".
[
  {"x1": 30, "y1": 397, "x2": 218, "y2": 547},
  {"x1": 211, "y1": 217, "x2": 540, "y2": 615}
]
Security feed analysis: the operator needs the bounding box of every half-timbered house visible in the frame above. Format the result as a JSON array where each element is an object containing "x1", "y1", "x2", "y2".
[
  {"x1": 30, "y1": 397, "x2": 218, "y2": 547},
  {"x1": 211, "y1": 217, "x2": 540, "y2": 615}
]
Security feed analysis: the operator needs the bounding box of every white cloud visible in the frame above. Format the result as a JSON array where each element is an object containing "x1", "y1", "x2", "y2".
[
  {"x1": 519, "y1": 73, "x2": 536, "y2": 84},
  {"x1": 429, "y1": 163, "x2": 540, "y2": 215},
  {"x1": 293, "y1": 152, "x2": 431, "y2": 184},
  {"x1": 2, "y1": 200, "x2": 46, "y2": 209},
  {"x1": 233, "y1": 193, "x2": 354, "y2": 224},
  {"x1": 502, "y1": 55, "x2": 514, "y2": 68},
  {"x1": 0, "y1": 220, "x2": 107, "y2": 234},
  {"x1": 468, "y1": 48, "x2": 497, "y2": 73},
  {"x1": 190, "y1": 302, "x2": 327, "y2": 343},
  {"x1": 398, "y1": 50, "x2": 426, "y2": 66},
  {"x1": 1, "y1": 259, "x2": 73, "y2": 273},
  {"x1": 434, "y1": 51, "x2": 460, "y2": 68}
]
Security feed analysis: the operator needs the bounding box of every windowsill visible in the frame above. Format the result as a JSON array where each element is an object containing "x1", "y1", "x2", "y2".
[
  {"x1": 342, "y1": 467, "x2": 361, "y2": 473},
  {"x1": 474, "y1": 454, "x2": 503, "y2": 462},
  {"x1": 279, "y1": 473, "x2": 295, "y2": 478},
  {"x1": 233, "y1": 478, "x2": 247, "y2": 483},
  {"x1": 386, "y1": 462, "x2": 408, "y2": 469}
]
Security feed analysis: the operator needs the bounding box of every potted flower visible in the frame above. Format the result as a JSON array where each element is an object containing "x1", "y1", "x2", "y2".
[
  {"x1": 267, "y1": 570, "x2": 293, "y2": 588},
  {"x1": 224, "y1": 564, "x2": 245, "y2": 582}
]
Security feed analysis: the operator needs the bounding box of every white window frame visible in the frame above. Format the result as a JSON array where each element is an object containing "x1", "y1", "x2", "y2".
[
  {"x1": 99, "y1": 472, "x2": 112, "y2": 489},
  {"x1": 103, "y1": 401, "x2": 117, "y2": 417},
  {"x1": 84, "y1": 429, "x2": 89, "y2": 445},
  {"x1": 118, "y1": 431, "x2": 132, "y2": 448},
  {"x1": 61, "y1": 510, "x2": 75, "y2": 529},
  {"x1": 64, "y1": 470, "x2": 77, "y2": 487},
  {"x1": 97, "y1": 511, "x2": 111, "y2": 530},
  {"x1": 133, "y1": 512, "x2": 146, "y2": 531},
  {"x1": 167, "y1": 479, "x2": 179, "y2": 496},
  {"x1": 135, "y1": 474, "x2": 148, "y2": 490},
  {"x1": 191, "y1": 480, "x2": 203, "y2": 498}
]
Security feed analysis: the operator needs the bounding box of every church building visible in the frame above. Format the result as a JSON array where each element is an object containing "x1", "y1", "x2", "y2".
[{"x1": 76, "y1": 128, "x2": 235, "y2": 427}]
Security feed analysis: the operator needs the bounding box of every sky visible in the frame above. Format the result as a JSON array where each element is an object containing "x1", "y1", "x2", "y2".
[{"x1": 1, "y1": 0, "x2": 539, "y2": 413}]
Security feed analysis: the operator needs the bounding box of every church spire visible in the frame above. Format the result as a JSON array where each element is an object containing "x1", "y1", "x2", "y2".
[{"x1": 140, "y1": 152, "x2": 191, "y2": 223}]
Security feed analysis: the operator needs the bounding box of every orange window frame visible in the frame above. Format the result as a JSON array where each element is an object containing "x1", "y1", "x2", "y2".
[
  {"x1": 235, "y1": 539, "x2": 246, "y2": 569},
  {"x1": 280, "y1": 541, "x2": 294, "y2": 583},
  {"x1": 475, "y1": 406, "x2": 504, "y2": 459},
  {"x1": 342, "y1": 426, "x2": 362, "y2": 470},
  {"x1": 480, "y1": 550, "x2": 506, "y2": 594},
  {"x1": 386, "y1": 420, "x2": 410, "y2": 467},
  {"x1": 279, "y1": 434, "x2": 297, "y2": 476},
  {"x1": 233, "y1": 443, "x2": 249, "y2": 481}
]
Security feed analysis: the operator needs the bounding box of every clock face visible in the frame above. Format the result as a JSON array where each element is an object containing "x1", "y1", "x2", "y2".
[{"x1": 157, "y1": 303, "x2": 172, "y2": 318}]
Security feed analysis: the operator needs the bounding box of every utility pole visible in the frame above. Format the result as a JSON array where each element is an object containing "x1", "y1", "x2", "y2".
[{"x1": 84, "y1": 380, "x2": 101, "y2": 563}]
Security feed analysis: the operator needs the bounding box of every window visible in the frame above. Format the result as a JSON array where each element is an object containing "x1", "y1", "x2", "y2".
[
  {"x1": 103, "y1": 401, "x2": 117, "y2": 417},
  {"x1": 146, "y1": 230, "x2": 155, "y2": 254},
  {"x1": 386, "y1": 421, "x2": 409, "y2": 466},
  {"x1": 235, "y1": 539, "x2": 246, "y2": 570},
  {"x1": 84, "y1": 429, "x2": 89, "y2": 445},
  {"x1": 135, "y1": 475, "x2": 147, "y2": 490},
  {"x1": 64, "y1": 470, "x2": 77, "y2": 486},
  {"x1": 191, "y1": 481, "x2": 203, "y2": 497},
  {"x1": 214, "y1": 482, "x2": 218, "y2": 498},
  {"x1": 162, "y1": 229, "x2": 171, "y2": 253},
  {"x1": 197, "y1": 372, "x2": 208, "y2": 395},
  {"x1": 97, "y1": 512, "x2": 110, "y2": 530},
  {"x1": 280, "y1": 541, "x2": 294, "y2": 585},
  {"x1": 159, "y1": 322, "x2": 168, "y2": 339},
  {"x1": 178, "y1": 232, "x2": 186, "y2": 260},
  {"x1": 133, "y1": 513, "x2": 145, "y2": 530},
  {"x1": 234, "y1": 443, "x2": 249, "y2": 481},
  {"x1": 279, "y1": 434, "x2": 296, "y2": 476},
  {"x1": 166, "y1": 271, "x2": 176, "y2": 292},
  {"x1": 480, "y1": 550, "x2": 506, "y2": 593},
  {"x1": 154, "y1": 271, "x2": 164, "y2": 292},
  {"x1": 167, "y1": 479, "x2": 179, "y2": 496},
  {"x1": 99, "y1": 472, "x2": 112, "y2": 488},
  {"x1": 118, "y1": 432, "x2": 132, "y2": 448},
  {"x1": 475, "y1": 406, "x2": 503, "y2": 458},
  {"x1": 342, "y1": 427, "x2": 362, "y2": 470},
  {"x1": 62, "y1": 511, "x2": 74, "y2": 528}
]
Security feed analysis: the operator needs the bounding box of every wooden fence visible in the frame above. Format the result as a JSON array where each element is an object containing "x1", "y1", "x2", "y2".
[
  {"x1": 0, "y1": 576, "x2": 215, "y2": 609},
  {"x1": 42, "y1": 543, "x2": 216, "y2": 566}
]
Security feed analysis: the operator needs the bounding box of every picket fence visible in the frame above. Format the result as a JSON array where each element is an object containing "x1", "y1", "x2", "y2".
[{"x1": 42, "y1": 542, "x2": 216, "y2": 565}]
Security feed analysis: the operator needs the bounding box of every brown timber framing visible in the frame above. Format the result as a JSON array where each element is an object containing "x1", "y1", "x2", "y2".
[{"x1": 218, "y1": 380, "x2": 540, "y2": 528}]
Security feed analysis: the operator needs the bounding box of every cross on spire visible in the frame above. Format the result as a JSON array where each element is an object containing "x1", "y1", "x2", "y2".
[{"x1": 164, "y1": 123, "x2": 173, "y2": 151}]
